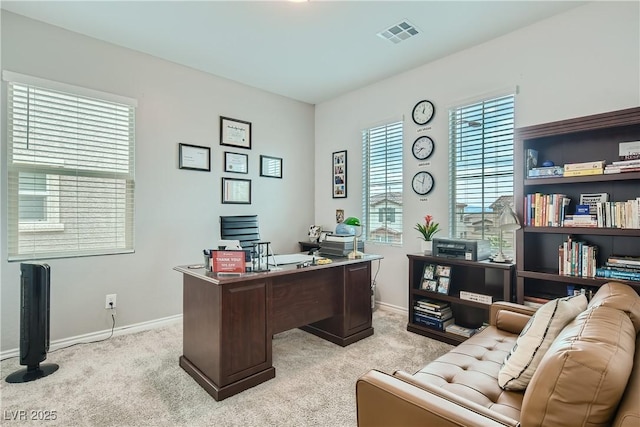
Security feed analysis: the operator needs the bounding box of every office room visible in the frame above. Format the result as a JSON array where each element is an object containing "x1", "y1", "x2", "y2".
[{"x1": 1, "y1": 1, "x2": 639, "y2": 426}]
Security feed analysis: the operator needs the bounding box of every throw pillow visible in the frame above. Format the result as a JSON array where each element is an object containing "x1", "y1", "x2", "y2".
[{"x1": 498, "y1": 294, "x2": 587, "y2": 390}]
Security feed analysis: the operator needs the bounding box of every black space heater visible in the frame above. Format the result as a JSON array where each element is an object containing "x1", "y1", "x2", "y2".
[{"x1": 6, "y1": 263, "x2": 59, "y2": 383}]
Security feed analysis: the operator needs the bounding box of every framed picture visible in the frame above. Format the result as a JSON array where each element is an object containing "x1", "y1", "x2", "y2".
[
  {"x1": 436, "y1": 265, "x2": 451, "y2": 277},
  {"x1": 437, "y1": 277, "x2": 450, "y2": 294},
  {"x1": 224, "y1": 151, "x2": 248, "y2": 174},
  {"x1": 220, "y1": 116, "x2": 252, "y2": 149},
  {"x1": 221, "y1": 178, "x2": 251, "y2": 204},
  {"x1": 260, "y1": 155, "x2": 283, "y2": 178},
  {"x1": 421, "y1": 279, "x2": 438, "y2": 292},
  {"x1": 336, "y1": 209, "x2": 344, "y2": 223},
  {"x1": 332, "y1": 150, "x2": 347, "y2": 198},
  {"x1": 178, "y1": 143, "x2": 210, "y2": 171}
]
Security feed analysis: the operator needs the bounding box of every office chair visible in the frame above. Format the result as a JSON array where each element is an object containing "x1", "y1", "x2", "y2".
[{"x1": 220, "y1": 215, "x2": 261, "y2": 261}]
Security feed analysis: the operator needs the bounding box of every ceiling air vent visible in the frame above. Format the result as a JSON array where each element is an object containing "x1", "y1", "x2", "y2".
[{"x1": 377, "y1": 20, "x2": 420, "y2": 44}]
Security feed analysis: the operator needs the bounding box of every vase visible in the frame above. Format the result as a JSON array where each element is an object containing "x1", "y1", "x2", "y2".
[{"x1": 421, "y1": 240, "x2": 433, "y2": 255}]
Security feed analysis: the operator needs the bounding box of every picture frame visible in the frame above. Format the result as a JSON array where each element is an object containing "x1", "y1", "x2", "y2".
[
  {"x1": 260, "y1": 155, "x2": 283, "y2": 178},
  {"x1": 220, "y1": 116, "x2": 252, "y2": 149},
  {"x1": 178, "y1": 143, "x2": 211, "y2": 171},
  {"x1": 221, "y1": 177, "x2": 251, "y2": 204},
  {"x1": 437, "y1": 277, "x2": 450, "y2": 294},
  {"x1": 332, "y1": 150, "x2": 347, "y2": 198},
  {"x1": 224, "y1": 151, "x2": 248, "y2": 174}
]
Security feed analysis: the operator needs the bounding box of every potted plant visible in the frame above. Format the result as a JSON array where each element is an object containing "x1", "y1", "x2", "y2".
[{"x1": 414, "y1": 215, "x2": 440, "y2": 254}]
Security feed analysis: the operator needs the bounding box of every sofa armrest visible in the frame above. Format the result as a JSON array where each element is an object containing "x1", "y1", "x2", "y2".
[
  {"x1": 356, "y1": 370, "x2": 517, "y2": 427},
  {"x1": 490, "y1": 301, "x2": 537, "y2": 334}
]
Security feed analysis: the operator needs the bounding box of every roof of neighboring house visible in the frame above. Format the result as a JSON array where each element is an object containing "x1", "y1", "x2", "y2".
[
  {"x1": 370, "y1": 226, "x2": 402, "y2": 236},
  {"x1": 370, "y1": 192, "x2": 402, "y2": 206}
]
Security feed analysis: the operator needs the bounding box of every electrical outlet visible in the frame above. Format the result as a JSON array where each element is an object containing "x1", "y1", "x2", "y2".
[{"x1": 105, "y1": 294, "x2": 117, "y2": 309}]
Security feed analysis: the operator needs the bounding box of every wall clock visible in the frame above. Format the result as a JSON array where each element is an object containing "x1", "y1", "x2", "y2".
[
  {"x1": 411, "y1": 171, "x2": 434, "y2": 195},
  {"x1": 412, "y1": 100, "x2": 435, "y2": 125},
  {"x1": 411, "y1": 136, "x2": 434, "y2": 160}
]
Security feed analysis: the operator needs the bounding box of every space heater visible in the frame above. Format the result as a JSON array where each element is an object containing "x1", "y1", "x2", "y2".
[{"x1": 6, "y1": 263, "x2": 59, "y2": 383}]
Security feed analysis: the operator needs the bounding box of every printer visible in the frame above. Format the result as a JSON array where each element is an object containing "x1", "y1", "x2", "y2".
[{"x1": 432, "y1": 237, "x2": 491, "y2": 261}]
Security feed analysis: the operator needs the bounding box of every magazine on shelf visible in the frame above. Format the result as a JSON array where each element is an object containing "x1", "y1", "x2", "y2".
[{"x1": 579, "y1": 193, "x2": 608, "y2": 215}]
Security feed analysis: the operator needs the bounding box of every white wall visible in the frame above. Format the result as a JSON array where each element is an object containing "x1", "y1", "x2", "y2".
[
  {"x1": 0, "y1": 11, "x2": 315, "y2": 352},
  {"x1": 314, "y1": 2, "x2": 640, "y2": 311}
]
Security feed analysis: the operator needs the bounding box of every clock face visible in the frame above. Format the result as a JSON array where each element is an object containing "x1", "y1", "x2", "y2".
[
  {"x1": 412, "y1": 136, "x2": 434, "y2": 160},
  {"x1": 412, "y1": 100, "x2": 435, "y2": 125},
  {"x1": 411, "y1": 171, "x2": 434, "y2": 195}
]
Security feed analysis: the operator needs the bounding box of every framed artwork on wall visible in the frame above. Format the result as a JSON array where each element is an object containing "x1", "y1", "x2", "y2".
[
  {"x1": 220, "y1": 116, "x2": 252, "y2": 149},
  {"x1": 221, "y1": 178, "x2": 251, "y2": 204},
  {"x1": 332, "y1": 150, "x2": 347, "y2": 198},
  {"x1": 178, "y1": 143, "x2": 211, "y2": 171},
  {"x1": 260, "y1": 155, "x2": 282, "y2": 178},
  {"x1": 224, "y1": 151, "x2": 248, "y2": 174}
]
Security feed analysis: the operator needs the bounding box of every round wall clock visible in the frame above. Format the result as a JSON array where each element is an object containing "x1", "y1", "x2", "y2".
[
  {"x1": 412, "y1": 100, "x2": 435, "y2": 125},
  {"x1": 411, "y1": 136, "x2": 435, "y2": 160},
  {"x1": 411, "y1": 171, "x2": 434, "y2": 195}
]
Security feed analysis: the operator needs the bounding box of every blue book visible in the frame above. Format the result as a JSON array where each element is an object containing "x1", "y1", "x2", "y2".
[{"x1": 595, "y1": 268, "x2": 640, "y2": 281}]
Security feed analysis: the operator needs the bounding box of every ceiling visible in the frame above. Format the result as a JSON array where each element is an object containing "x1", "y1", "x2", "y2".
[{"x1": 1, "y1": 1, "x2": 586, "y2": 105}]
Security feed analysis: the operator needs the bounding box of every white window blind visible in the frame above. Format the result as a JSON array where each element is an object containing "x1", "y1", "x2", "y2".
[
  {"x1": 362, "y1": 121, "x2": 403, "y2": 244},
  {"x1": 6, "y1": 77, "x2": 136, "y2": 260},
  {"x1": 449, "y1": 94, "x2": 515, "y2": 254}
]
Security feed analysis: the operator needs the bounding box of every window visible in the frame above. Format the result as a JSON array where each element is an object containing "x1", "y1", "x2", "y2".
[
  {"x1": 362, "y1": 121, "x2": 403, "y2": 244},
  {"x1": 5, "y1": 72, "x2": 136, "y2": 260},
  {"x1": 449, "y1": 94, "x2": 515, "y2": 255}
]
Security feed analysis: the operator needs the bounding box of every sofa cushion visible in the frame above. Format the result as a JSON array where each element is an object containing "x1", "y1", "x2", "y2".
[
  {"x1": 588, "y1": 281, "x2": 640, "y2": 332},
  {"x1": 521, "y1": 304, "x2": 636, "y2": 427},
  {"x1": 498, "y1": 294, "x2": 587, "y2": 390}
]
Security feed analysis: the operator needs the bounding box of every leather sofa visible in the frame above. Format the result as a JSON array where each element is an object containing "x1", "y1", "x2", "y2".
[{"x1": 356, "y1": 282, "x2": 640, "y2": 427}]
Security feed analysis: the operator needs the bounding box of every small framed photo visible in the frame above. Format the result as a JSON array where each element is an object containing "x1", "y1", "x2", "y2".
[
  {"x1": 437, "y1": 277, "x2": 450, "y2": 294},
  {"x1": 436, "y1": 265, "x2": 451, "y2": 277},
  {"x1": 332, "y1": 150, "x2": 347, "y2": 198},
  {"x1": 421, "y1": 279, "x2": 437, "y2": 292},
  {"x1": 224, "y1": 152, "x2": 248, "y2": 174},
  {"x1": 221, "y1": 178, "x2": 251, "y2": 204},
  {"x1": 336, "y1": 209, "x2": 344, "y2": 223},
  {"x1": 220, "y1": 116, "x2": 252, "y2": 149},
  {"x1": 179, "y1": 143, "x2": 211, "y2": 171},
  {"x1": 260, "y1": 155, "x2": 283, "y2": 179},
  {"x1": 422, "y1": 264, "x2": 436, "y2": 280}
]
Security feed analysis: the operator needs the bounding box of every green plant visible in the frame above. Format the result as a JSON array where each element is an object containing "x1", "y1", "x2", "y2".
[{"x1": 414, "y1": 215, "x2": 440, "y2": 241}]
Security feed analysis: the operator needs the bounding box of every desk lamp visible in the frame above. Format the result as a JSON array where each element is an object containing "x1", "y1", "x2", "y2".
[
  {"x1": 491, "y1": 205, "x2": 520, "y2": 263},
  {"x1": 343, "y1": 217, "x2": 364, "y2": 259}
]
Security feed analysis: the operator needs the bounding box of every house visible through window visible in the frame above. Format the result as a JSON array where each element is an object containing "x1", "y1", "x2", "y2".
[
  {"x1": 5, "y1": 72, "x2": 137, "y2": 260},
  {"x1": 362, "y1": 121, "x2": 403, "y2": 244},
  {"x1": 449, "y1": 94, "x2": 515, "y2": 256}
]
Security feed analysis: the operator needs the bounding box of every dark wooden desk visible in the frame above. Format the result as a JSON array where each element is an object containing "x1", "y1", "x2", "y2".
[{"x1": 174, "y1": 255, "x2": 381, "y2": 401}]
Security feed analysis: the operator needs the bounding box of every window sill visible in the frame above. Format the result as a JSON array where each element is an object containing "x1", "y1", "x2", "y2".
[{"x1": 19, "y1": 222, "x2": 65, "y2": 233}]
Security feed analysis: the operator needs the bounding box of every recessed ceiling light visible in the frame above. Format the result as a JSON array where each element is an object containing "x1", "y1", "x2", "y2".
[{"x1": 377, "y1": 20, "x2": 420, "y2": 44}]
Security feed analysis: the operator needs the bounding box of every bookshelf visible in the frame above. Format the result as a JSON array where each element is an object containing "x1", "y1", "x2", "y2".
[
  {"x1": 515, "y1": 107, "x2": 640, "y2": 304},
  {"x1": 407, "y1": 254, "x2": 514, "y2": 345}
]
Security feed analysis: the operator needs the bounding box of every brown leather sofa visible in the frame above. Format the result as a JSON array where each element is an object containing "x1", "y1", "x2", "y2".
[{"x1": 356, "y1": 282, "x2": 640, "y2": 427}]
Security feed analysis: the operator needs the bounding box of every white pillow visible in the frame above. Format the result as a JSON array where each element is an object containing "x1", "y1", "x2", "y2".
[{"x1": 498, "y1": 294, "x2": 587, "y2": 390}]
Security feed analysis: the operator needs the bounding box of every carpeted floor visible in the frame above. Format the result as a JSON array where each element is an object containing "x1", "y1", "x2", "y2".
[{"x1": 0, "y1": 309, "x2": 452, "y2": 426}]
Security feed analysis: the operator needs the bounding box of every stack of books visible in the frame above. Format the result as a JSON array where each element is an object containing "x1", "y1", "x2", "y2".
[
  {"x1": 563, "y1": 160, "x2": 605, "y2": 177},
  {"x1": 528, "y1": 166, "x2": 564, "y2": 178},
  {"x1": 604, "y1": 159, "x2": 640, "y2": 174},
  {"x1": 595, "y1": 255, "x2": 640, "y2": 282},
  {"x1": 319, "y1": 235, "x2": 364, "y2": 257},
  {"x1": 524, "y1": 193, "x2": 570, "y2": 227},
  {"x1": 445, "y1": 323, "x2": 478, "y2": 338},
  {"x1": 413, "y1": 299, "x2": 454, "y2": 331},
  {"x1": 558, "y1": 235, "x2": 597, "y2": 278}
]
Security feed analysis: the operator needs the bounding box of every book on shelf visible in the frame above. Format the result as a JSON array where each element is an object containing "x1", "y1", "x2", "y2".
[
  {"x1": 562, "y1": 214, "x2": 598, "y2": 227},
  {"x1": 459, "y1": 290, "x2": 493, "y2": 304},
  {"x1": 524, "y1": 193, "x2": 570, "y2": 227},
  {"x1": 415, "y1": 298, "x2": 450, "y2": 310},
  {"x1": 563, "y1": 168, "x2": 604, "y2": 177},
  {"x1": 445, "y1": 323, "x2": 478, "y2": 337},
  {"x1": 528, "y1": 166, "x2": 564, "y2": 178},
  {"x1": 619, "y1": 140, "x2": 640, "y2": 160},
  {"x1": 594, "y1": 268, "x2": 640, "y2": 281},
  {"x1": 563, "y1": 160, "x2": 606, "y2": 171},
  {"x1": 414, "y1": 303, "x2": 453, "y2": 317},
  {"x1": 608, "y1": 255, "x2": 640, "y2": 266},
  {"x1": 413, "y1": 312, "x2": 455, "y2": 331},
  {"x1": 604, "y1": 262, "x2": 640, "y2": 271},
  {"x1": 579, "y1": 193, "x2": 608, "y2": 214}
]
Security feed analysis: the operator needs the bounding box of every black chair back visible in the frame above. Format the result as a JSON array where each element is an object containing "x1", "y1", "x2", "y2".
[{"x1": 220, "y1": 215, "x2": 260, "y2": 261}]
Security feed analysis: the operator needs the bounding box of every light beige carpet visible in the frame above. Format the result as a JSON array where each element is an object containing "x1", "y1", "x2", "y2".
[{"x1": 0, "y1": 309, "x2": 452, "y2": 427}]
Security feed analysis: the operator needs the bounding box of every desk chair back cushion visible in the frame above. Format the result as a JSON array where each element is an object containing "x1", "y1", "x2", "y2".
[{"x1": 220, "y1": 215, "x2": 260, "y2": 261}]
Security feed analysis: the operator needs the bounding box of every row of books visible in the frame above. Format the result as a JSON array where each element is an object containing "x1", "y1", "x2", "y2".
[
  {"x1": 524, "y1": 193, "x2": 640, "y2": 229},
  {"x1": 604, "y1": 158, "x2": 640, "y2": 174},
  {"x1": 558, "y1": 235, "x2": 597, "y2": 278}
]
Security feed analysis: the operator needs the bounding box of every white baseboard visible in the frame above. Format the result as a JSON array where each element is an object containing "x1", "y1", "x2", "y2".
[
  {"x1": 375, "y1": 301, "x2": 407, "y2": 316},
  {"x1": 1, "y1": 314, "x2": 183, "y2": 361}
]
